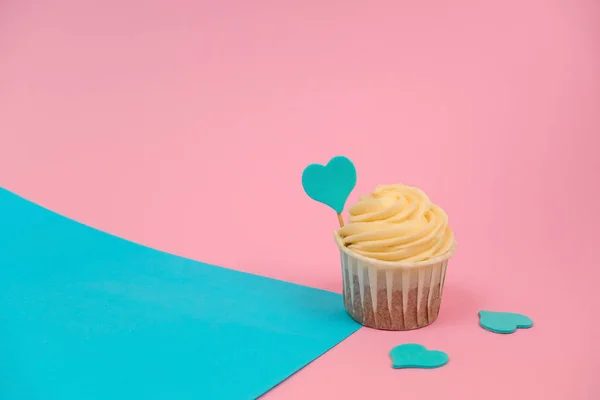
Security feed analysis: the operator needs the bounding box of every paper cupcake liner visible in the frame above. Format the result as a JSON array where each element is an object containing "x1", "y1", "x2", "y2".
[{"x1": 337, "y1": 237, "x2": 454, "y2": 331}]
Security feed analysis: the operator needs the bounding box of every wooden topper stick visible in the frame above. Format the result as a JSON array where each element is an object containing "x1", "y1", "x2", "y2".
[{"x1": 337, "y1": 213, "x2": 345, "y2": 228}]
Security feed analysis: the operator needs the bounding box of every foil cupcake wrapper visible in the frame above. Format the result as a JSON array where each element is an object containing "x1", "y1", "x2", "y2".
[{"x1": 340, "y1": 251, "x2": 449, "y2": 330}]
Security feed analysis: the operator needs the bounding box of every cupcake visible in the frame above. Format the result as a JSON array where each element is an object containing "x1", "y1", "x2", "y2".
[
  {"x1": 335, "y1": 184, "x2": 456, "y2": 330},
  {"x1": 301, "y1": 156, "x2": 456, "y2": 331}
]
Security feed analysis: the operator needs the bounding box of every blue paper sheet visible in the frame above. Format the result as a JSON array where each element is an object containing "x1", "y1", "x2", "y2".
[{"x1": 0, "y1": 188, "x2": 360, "y2": 400}]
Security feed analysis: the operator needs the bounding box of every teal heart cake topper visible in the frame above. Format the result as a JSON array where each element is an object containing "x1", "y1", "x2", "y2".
[
  {"x1": 302, "y1": 156, "x2": 357, "y2": 227},
  {"x1": 478, "y1": 310, "x2": 533, "y2": 334},
  {"x1": 389, "y1": 344, "x2": 449, "y2": 369}
]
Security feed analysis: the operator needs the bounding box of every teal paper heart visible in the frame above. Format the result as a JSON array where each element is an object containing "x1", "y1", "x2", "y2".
[
  {"x1": 478, "y1": 310, "x2": 533, "y2": 334},
  {"x1": 301, "y1": 156, "x2": 357, "y2": 213},
  {"x1": 389, "y1": 344, "x2": 449, "y2": 369}
]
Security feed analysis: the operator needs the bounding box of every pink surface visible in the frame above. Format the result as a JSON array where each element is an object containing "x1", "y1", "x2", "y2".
[{"x1": 1, "y1": 0, "x2": 599, "y2": 398}]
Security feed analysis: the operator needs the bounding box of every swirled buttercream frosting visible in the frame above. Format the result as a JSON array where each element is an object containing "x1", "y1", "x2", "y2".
[{"x1": 337, "y1": 184, "x2": 455, "y2": 262}]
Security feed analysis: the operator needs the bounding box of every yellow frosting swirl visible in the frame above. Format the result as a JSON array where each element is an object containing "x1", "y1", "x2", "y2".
[{"x1": 338, "y1": 184, "x2": 455, "y2": 262}]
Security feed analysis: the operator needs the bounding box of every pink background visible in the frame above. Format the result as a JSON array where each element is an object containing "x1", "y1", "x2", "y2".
[{"x1": 1, "y1": 0, "x2": 599, "y2": 398}]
